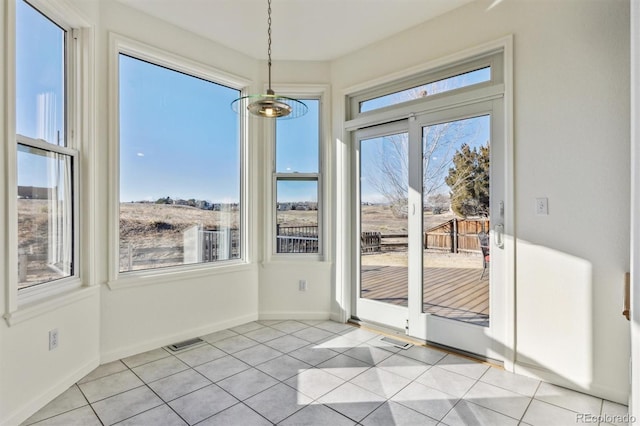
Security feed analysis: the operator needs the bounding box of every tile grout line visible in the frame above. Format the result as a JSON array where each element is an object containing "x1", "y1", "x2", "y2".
[
  {"x1": 32, "y1": 321, "x2": 626, "y2": 426},
  {"x1": 77, "y1": 384, "x2": 107, "y2": 426}
]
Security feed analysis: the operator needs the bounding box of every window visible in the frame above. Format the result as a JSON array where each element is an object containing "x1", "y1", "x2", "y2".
[
  {"x1": 274, "y1": 99, "x2": 320, "y2": 254},
  {"x1": 359, "y1": 67, "x2": 491, "y2": 113},
  {"x1": 118, "y1": 54, "x2": 241, "y2": 272},
  {"x1": 349, "y1": 55, "x2": 501, "y2": 120},
  {"x1": 16, "y1": 0, "x2": 76, "y2": 290}
]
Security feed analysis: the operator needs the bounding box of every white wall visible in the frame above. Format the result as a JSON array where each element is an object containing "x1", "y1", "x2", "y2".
[
  {"x1": 331, "y1": 0, "x2": 630, "y2": 403},
  {"x1": 0, "y1": 294, "x2": 101, "y2": 426}
]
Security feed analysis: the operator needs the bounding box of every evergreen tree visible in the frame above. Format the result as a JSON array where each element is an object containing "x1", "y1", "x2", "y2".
[{"x1": 445, "y1": 142, "x2": 490, "y2": 217}]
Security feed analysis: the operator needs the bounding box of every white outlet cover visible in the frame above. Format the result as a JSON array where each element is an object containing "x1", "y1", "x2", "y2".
[{"x1": 536, "y1": 197, "x2": 548, "y2": 215}]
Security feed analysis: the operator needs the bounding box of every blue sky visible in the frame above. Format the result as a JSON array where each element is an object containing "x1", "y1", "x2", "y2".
[
  {"x1": 16, "y1": 0, "x2": 485, "y2": 205},
  {"x1": 16, "y1": 0, "x2": 65, "y2": 189},
  {"x1": 16, "y1": 0, "x2": 319, "y2": 204},
  {"x1": 119, "y1": 54, "x2": 242, "y2": 203}
]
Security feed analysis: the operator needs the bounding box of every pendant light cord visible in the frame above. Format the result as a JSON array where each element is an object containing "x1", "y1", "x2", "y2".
[{"x1": 267, "y1": 0, "x2": 272, "y2": 92}]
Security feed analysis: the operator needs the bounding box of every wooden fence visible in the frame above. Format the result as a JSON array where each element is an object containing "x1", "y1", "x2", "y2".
[
  {"x1": 361, "y1": 232, "x2": 381, "y2": 253},
  {"x1": 424, "y1": 218, "x2": 489, "y2": 253},
  {"x1": 360, "y1": 218, "x2": 490, "y2": 254}
]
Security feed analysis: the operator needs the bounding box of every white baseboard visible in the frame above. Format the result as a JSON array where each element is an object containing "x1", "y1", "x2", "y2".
[
  {"x1": 259, "y1": 311, "x2": 331, "y2": 321},
  {"x1": 100, "y1": 313, "x2": 258, "y2": 363},
  {"x1": 2, "y1": 357, "x2": 99, "y2": 426},
  {"x1": 514, "y1": 361, "x2": 629, "y2": 405}
]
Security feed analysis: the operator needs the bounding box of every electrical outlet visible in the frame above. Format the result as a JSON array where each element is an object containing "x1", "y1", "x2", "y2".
[
  {"x1": 299, "y1": 279, "x2": 307, "y2": 291},
  {"x1": 535, "y1": 197, "x2": 548, "y2": 215},
  {"x1": 49, "y1": 329, "x2": 59, "y2": 351}
]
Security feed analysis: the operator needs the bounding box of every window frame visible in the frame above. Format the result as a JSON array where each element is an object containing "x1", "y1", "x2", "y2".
[
  {"x1": 267, "y1": 86, "x2": 329, "y2": 261},
  {"x1": 108, "y1": 33, "x2": 252, "y2": 286},
  {"x1": 8, "y1": 0, "x2": 84, "y2": 310},
  {"x1": 348, "y1": 53, "x2": 503, "y2": 121}
]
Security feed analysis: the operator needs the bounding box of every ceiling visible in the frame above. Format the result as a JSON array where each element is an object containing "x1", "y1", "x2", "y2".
[{"x1": 115, "y1": 0, "x2": 476, "y2": 61}]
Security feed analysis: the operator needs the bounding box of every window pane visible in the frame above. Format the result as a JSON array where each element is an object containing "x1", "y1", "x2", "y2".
[
  {"x1": 119, "y1": 54, "x2": 241, "y2": 272},
  {"x1": 16, "y1": 0, "x2": 66, "y2": 145},
  {"x1": 17, "y1": 144, "x2": 73, "y2": 288},
  {"x1": 360, "y1": 67, "x2": 491, "y2": 113},
  {"x1": 276, "y1": 180, "x2": 318, "y2": 253},
  {"x1": 276, "y1": 99, "x2": 319, "y2": 173},
  {"x1": 359, "y1": 132, "x2": 408, "y2": 307}
]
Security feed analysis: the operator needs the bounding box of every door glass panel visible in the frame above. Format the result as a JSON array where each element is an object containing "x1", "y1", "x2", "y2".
[
  {"x1": 422, "y1": 115, "x2": 490, "y2": 326},
  {"x1": 360, "y1": 132, "x2": 409, "y2": 307}
]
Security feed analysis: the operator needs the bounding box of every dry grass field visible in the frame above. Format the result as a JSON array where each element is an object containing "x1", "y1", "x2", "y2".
[{"x1": 19, "y1": 200, "x2": 481, "y2": 276}]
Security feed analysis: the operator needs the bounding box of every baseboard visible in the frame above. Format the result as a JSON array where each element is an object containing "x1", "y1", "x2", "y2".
[
  {"x1": 330, "y1": 311, "x2": 348, "y2": 323},
  {"x1": 100, "y1": 313, "x2": 258, "y2": 363},
  {"x1": 2, "y1": 356, "x2": 99, "y2": 426},
  {"x1": 514, "y1": 361, "x2": 629, "y2": 404},
  {"x1": 259, "y1": 311, "x2": 331, "y2": 321}
]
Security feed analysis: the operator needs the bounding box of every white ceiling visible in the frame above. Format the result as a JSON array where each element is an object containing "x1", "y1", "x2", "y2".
[{"x1": 115, "y1": 0, "x2": 476, "y2": 61}]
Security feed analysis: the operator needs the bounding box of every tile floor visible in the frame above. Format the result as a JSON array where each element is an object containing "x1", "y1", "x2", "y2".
[{"x1": 22, "y1": 320, "x2": 629, "y2": 426}]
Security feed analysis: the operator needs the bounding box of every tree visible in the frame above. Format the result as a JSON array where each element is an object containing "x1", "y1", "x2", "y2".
[
  {"x1": 365, "y1": 115, "x2": 472, "y2": 218},
  {"x1": 363, "y1": 78, "x2": 487, "y2": 217},
  {"x1": 445, "y1": 142, "x2": 490, "y2": 217}
]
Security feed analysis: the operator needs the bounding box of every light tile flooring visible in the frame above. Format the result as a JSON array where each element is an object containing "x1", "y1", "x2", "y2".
[{"x1": 23, "y1": 320, "x2": 629, "y2": 426}]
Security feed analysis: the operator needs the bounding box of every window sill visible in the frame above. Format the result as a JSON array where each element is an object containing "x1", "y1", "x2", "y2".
[
  {"x1": 107, "y1": 261, "x2": 255, "y2": 290},
  {"x1": 4, "y1": 284, "x2": 98, "y2": 327}
]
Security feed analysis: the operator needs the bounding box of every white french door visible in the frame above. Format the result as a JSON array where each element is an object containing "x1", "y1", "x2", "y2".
[{"x1": 354, "y1": 99, "x2": 507, "y2": 360}]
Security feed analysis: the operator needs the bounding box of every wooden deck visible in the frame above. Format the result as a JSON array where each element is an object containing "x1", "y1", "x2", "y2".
[{"x1": 361, "y1": 265, "x2": 489, "y2": 327}]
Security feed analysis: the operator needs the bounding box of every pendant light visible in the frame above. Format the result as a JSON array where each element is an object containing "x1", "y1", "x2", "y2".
[{"x1": 231, "y1": 0, "x2": 308, "y2": 119}]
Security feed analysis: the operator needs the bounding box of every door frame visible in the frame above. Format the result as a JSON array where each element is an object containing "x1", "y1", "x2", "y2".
[
  {"x1": 342, "y1": 37, "x2": 514, "y2": 366},
  {"x1": 630, "y1": 0, "x2": 639, "y2": 416}
]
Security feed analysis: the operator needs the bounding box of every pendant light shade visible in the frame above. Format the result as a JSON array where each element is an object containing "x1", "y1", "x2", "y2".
[
  {"x1": 231, "y1": 0, "x2": 308, "y2": 119},
  {"x1": 231, "y1": 90, "x2": 308, "y2": 119}
]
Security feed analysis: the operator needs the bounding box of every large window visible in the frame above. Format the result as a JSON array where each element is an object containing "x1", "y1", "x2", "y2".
[
  {"x1": 118, "y1": 54, "x2": 241, "y2": 272},
  {"x1": 274, "y1": 99, "x2": 320, "y2": 254},
  {"x1": 16, "y1": 0, "x2": 76, "y2": 290}
]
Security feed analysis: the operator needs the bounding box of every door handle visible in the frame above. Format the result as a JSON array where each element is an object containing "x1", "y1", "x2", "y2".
[{"x1": 494, "y1": 224, "x2": 504, "y2": 249}]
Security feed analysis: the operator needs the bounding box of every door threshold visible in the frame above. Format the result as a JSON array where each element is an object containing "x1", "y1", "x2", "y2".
[
  {"x1": 349, "y1": 317, "x2": 503, "y2": 368},
  {"x1": 425, "y1": 340, "x2": 503, "y2": 368}
]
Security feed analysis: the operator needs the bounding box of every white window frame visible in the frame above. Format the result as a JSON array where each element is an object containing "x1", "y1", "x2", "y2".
[
  {"x1": 107, "y1": 33, "x2": 252, "y2": 288},
  {"x1": 348, "y1": 53, "x2": 502, "y2": 121},
  {"x1": 266, "y1": 85, "x2": 330, "y2": 262},
  {"x1": 4, "y1": 0, "x2": 95, "y2": 324}
]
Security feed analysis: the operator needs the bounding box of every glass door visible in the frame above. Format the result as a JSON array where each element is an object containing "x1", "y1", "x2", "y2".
[
  {"x1": 355, "y1": 121, "x2": 410, "y2": 330},
  {"x1": 408, "y1": 100, "x2": 505, "y2": 359},
  {"x1": 353, "y1": 101, "x2": 506, "y2": 361}
]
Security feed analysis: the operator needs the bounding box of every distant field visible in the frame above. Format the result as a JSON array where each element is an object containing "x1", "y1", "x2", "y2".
[
  {"x1": 18, "y1": 200, "x2": 476, "y2": 277},
  {"x1": 19, "y1": 200, "x2": 455, "y2": 246}
]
